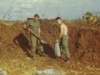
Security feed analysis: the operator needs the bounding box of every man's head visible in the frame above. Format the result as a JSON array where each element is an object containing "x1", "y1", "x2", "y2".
[
  {"x1": 56, "y1": 17, "x2": 62, "y2": 25},
  {"x1": 34, "y1": 14, "x2": 40, "y2": 21}
]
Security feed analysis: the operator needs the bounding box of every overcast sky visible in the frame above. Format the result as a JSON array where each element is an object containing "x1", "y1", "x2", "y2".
[{"x1": 0, "y1": 0, "x2": 100, "y2": 21}]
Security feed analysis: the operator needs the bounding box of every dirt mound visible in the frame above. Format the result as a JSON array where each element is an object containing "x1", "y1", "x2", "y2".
[
  {"x1": 0, "y1": 21, "x2": 100, "y2": 66},
  {"x1": 68, "y1": 26, "x2": 100, "y2": 67},
  {"x1": 0, "y1": 21, "x2": 100, "y2": 75},
  {"x1": 41, "y1": 21, "x2": 100, "y2": 67}
]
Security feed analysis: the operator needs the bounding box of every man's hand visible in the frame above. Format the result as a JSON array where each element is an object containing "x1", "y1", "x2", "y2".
[
  {"x1": 40, "y1": 39, "x2": 47, "y2": 44},
  {"x1": 23, "y1": 24, "x2": 27, "y2": 29},
  {"x1": 55, "y1": 39, "x2": 60, "y2": 43},
  {"x1": 28, "y1": 28, "x2": 32, "y2": 32}
]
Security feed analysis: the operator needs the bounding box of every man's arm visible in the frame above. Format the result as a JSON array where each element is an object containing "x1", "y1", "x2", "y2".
[
  {"x1": 59, "y1": 25, "x2": 64, "y2": 40},
  {"x1": 56, "y1": 25, "x2": 63, "y2": 42},
  {"x1": 23, "y1": 23, "x2": 33, "y2": 33},
  {"x1": 38, "y1": 27, "x2": 41, "y2": 38},
  {"x1": 23, "y1": 24, "x2": 27, "y2": 29}
]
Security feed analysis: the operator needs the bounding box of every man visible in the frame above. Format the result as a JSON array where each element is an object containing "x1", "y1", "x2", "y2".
[
  {"x1": 23, "y1": 14, "x2": 46, "y2": 59},
  {"x1": 55, "y1": 17, "x2": 70, "y2": 64}
]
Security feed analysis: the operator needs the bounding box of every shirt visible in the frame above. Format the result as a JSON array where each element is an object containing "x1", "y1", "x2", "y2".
[{"x1": 27, "y1": 20, "x2": 40, "y2": 34}]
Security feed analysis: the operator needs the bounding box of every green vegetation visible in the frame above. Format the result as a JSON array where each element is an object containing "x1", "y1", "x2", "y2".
[{"x1": 0, "y1": 20, "x2": 17, "y2": 26}]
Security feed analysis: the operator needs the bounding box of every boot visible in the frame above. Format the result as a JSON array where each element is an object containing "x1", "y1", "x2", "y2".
[
  {"x1": 41, "y1": 51, "x2": 47, "y2": 57},
  {"x1": 66, "y1": 58, "x2": 70, "y2": 64}
]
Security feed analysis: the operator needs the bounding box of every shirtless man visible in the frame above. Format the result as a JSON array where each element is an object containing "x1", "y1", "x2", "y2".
[{"x1": 56, "y1": 17, "x2": 70, "y2": 64}]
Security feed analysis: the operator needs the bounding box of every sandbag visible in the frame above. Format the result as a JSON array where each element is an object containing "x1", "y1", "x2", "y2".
[{"x1": 54, "y1": 42, "x2": 61, "y2": 57}]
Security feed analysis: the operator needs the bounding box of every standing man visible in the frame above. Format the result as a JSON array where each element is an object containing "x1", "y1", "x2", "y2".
[
  {"x1": 55, "y1": 17, "x2": 70, "y2": 64},
  {"x1": 23, "y1": 14, "x2": 46, "y2": 59}
]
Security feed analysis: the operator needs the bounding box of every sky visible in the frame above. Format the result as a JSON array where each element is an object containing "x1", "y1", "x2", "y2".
[{"x1": 0, "y1": 0, "x2": 100, "y2": 21}]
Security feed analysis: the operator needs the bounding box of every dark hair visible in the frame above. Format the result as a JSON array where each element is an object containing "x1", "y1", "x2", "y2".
[
  {"x1": 56, "y1": 17, "x2": 61, "y2": 20},
  {"x1": 34, "y1": 14, "x2": 39, "y2": 18}
]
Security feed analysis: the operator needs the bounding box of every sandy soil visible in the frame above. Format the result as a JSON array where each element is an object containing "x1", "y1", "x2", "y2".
[{"x1": 0, "y1": 20, "x2": 100, "y2": 75}]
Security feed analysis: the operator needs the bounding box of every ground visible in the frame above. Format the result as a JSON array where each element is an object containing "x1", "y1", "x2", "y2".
[{"x1": 0, "y1": 20, "x2": 100, "y2": 75}]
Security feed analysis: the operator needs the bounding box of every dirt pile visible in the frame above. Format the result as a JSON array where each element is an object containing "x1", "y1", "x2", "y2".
[
  {"x1": 41, "y1": 20, "x2": 60, "y2": 47},
  {"x1": 68, "y1": 25, "x2": 100, "y2": 67},
  {"x1": 41, "y1": 20, "x2": 100, "y2": 67},
  {"x1": 0, "y1": 21, "x2": 100, "y2": 66},
  {"x1": 0, "y1": 20, "x2": 100, "y2": 75}
]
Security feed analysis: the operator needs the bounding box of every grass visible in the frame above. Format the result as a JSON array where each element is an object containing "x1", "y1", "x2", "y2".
[{"x1": 0, "y1": 20, "x2": 16, "y2": 26}]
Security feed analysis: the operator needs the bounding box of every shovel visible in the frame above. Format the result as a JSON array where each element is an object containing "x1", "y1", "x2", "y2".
[{"x1": 31, "y1": 31, "x2": 47, "y2": 44}]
